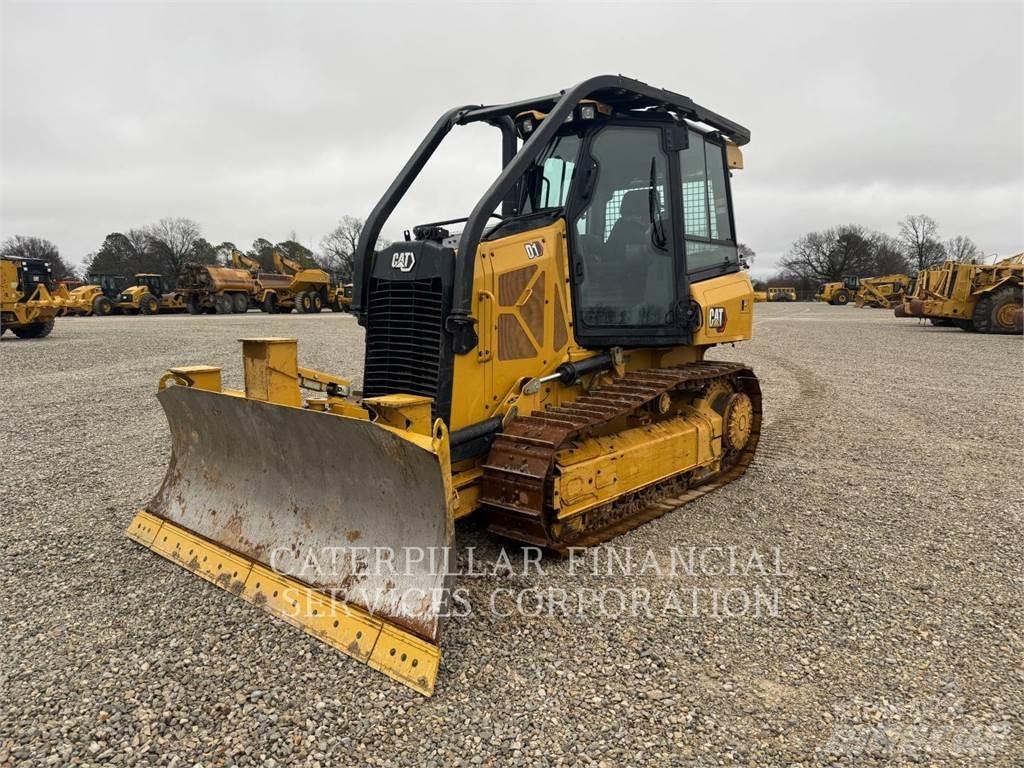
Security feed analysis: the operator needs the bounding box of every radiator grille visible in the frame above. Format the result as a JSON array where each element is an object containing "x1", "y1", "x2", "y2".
[{"x1": 363, "y1": 277, "x2": 445, "y2": 410}]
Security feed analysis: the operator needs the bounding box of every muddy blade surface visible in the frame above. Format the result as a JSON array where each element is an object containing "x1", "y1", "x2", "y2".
[{"x1": 148, "y1": 386, "x2": 453, "y2": 643}]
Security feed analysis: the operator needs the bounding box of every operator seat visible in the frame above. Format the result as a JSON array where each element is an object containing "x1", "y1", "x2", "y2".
[{"x1": 605, "y1": 189, "x2": 650, "y2": 255}]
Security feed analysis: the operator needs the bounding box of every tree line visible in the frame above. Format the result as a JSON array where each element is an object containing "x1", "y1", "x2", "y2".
[
  {"x1": 2, "y1": 211, "x2": 986, "y2": 293},
  {"x1": 0, "y1": 215, "x2": 382, "y2": 285},
  {"x1": 767, "y1": 214, "x2": 982, "y2": 291}
]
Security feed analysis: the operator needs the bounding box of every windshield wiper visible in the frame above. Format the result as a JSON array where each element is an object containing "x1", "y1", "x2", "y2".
[{"x1": 648, "y1": 157, "x2": 668, "y2": 250}]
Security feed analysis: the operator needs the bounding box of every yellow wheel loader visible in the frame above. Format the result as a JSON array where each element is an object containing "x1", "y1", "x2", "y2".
[
  {"x1": 328, "y1": 280, "x2": 353, "y2": 312},
  {"x1": 896, "y1": 254, "x2": 1022, "y2": 333},
  {"x1": 1, "y1": 257, "x2": 64, "y2": 338},
  {"x1": 64, "y1": 274, "x2": 128, "y2": 316},
  {"x1": 128, "y1": 76, "x2": 762, "y2": 696},
  {"x1": 115, "y1": 273, "x2": 187, "y2": 315},
  {"x1": 815, "y1": 276, "x2": 859, "y2": 305},
  {"x1": 854, "y1": 273, "x2": 910, "y2": 309}
]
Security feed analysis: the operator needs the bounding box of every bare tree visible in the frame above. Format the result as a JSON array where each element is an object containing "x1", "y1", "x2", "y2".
[
  {"x1": 779, "y1": 225, "x2": 877, "y2": 283},
  {"x1": 737, "y1": 243, "x2": 755, "y2": 267},
  {"x1": 897, "y1": 214, "x2": 946, "y2": 272},
  {"x1": 870, "y1": 232, "x2": 911, "y2": 275},
  {"x1": 945, "y1": 235, "x2": 980, "y2": 263},
  {"x1": 0, "y1": 235, "x2": 78, "y2": 280},
  {"x1": 320, "y1": 216, "x2": 388, "y2": 281},
  {"x1": 146, "y1": 217, "x2": 201, "y2": 277}
]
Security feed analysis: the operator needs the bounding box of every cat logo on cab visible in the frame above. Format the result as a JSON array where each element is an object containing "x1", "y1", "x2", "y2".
[
  {"x1": 707, "y1": 306, "x2": 726, "y2": 329},
  {"x1": 391, "y1": 252, "x2": 416, "y2": 272}
]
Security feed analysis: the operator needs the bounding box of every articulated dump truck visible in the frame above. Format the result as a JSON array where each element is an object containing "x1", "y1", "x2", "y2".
[
  {"x1": 176, "y1": 263, "x2": 254, "y2": 314},
  {"x1": 128, "y1": 76, "x2": 762, "y2": 695},
  {"x1": 257, "y1": 251, "x2": 331, "y2": 313}
]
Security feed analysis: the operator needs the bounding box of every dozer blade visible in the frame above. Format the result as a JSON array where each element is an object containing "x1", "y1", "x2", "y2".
[{"x1": 127, "y1": 385, "x2": 455, "y2": 696}]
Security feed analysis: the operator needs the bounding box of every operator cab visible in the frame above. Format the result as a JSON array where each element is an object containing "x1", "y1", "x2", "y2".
[
  {"x1": 90, "y1": 274, "x2": 127, "y2": 299},
  {"x1": 12, "y1": 259, "x2": 55, "y2": 298},
  {"x1": 355, "y1": 75, "x2": 749, "y2": 355},
  {"x1": 389, "y1": 86, "x2": 745, "y2": 350},
  {"x1": 500, "y1": 108, "x2": 740, "y2": 344},
  {"x1": 136, "y1": 273, "x2": 167, "y2": 297}
]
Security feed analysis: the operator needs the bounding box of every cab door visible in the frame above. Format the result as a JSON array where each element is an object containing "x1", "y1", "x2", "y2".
[{"x1": 565, "y1": 122, "x2": 690, "y2": 347}]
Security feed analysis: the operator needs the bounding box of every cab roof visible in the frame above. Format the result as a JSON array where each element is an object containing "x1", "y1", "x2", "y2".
[{"x1": 458, "y1": 75, "x2": 750, "y2": 146}]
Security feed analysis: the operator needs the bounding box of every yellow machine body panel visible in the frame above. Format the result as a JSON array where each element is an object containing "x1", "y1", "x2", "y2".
[
  {"x1": 448, "y1": 221, "x2": 754, "y2": 432},
  {"x1": 815, "y1": 282, "x2": 838, "y2": 302},
  {"x1": 115, "y1": 284, "x2": 155, "y2": 313},
  {"x1": 64, "y1": 284, "x2": 104, "y2": 315},
  {"x1": 451, "y1": 221, "x2": 575, "y2": 431}
]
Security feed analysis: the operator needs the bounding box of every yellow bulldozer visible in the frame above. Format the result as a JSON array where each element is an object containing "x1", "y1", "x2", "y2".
[
  {"x1": 815, "y1": 275, "x2": 860, "y2": 305},
  {"x1": 854, "y1": 273, "x2": 911, "y2": 309},
  {"x1": 1, "y1": 257, "x2": 64, "y2": 338},
  {"x1": 895, "y1": 254, "x2": 1022, "y2": 333},
  {"x1": 127, "y1": 76, "x2": 762, "y2": 695}
]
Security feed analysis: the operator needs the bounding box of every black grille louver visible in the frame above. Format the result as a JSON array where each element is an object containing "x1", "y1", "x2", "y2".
[
  {"x1": 364, "y1": 277, "x2": 444, "y2": 402},
  {"x1": 362, "y1": 241, "x2": 456, "y2": 422}
]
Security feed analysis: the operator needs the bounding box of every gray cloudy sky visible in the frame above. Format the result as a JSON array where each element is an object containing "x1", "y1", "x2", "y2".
[{"x1": 1, "y1": 1, "x2": 1021, "y2": 275}]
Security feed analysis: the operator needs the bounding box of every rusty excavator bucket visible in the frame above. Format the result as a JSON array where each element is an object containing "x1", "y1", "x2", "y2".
[{"x1": 127, "y1": 339, "x2": 455, "y2": 695}]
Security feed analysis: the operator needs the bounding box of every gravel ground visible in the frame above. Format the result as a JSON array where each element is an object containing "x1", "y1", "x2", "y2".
[{"x1": 1, "y1": 303, "x2": 1021, "y2": 767}]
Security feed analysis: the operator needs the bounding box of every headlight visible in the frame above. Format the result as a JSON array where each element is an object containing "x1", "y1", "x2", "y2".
[{"x1": 516, "y1": 115, "x2": 535, "y2": 138}]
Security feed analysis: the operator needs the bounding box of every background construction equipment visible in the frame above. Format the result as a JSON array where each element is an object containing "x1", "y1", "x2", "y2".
[
  {"x1": 328, "y1": 279, "x2": 353, "y2": 312},
  {"x1": 896, "y1": 254, "x2": 1022, "y2": 333},
  {"x1": 766, "y1": 287, "x2": 797, "y2": 302},
  {"x1": 256, "y1": 250, "x2": 331, "y2": 313},
  {"x1": 854, "y1": 274, "x2": 911, "y2": 308},
  {"x1": 114, "y1": 274, "x2": 187, "y2": 314},
  {"x1": 1, "y1": 257, "x2": 64, "y2": 338},
  {"x1": 63, "y1": 274, "x2": 126, "y2": 316},
  {"x1": 177, "y1": 263, "x2": 253, "y2": 314},
  {"x1": 815, "y1": 276, "x2": 860, "y2": 305}
]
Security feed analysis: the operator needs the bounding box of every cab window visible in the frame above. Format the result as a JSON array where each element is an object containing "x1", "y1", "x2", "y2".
[
  {"x1": 571, "y1": 125, "x2": 675, "y2": 328},
  {"x1": 522, "y1": 134, "x2": 580, "y2": 212},
  {"x1": 678, "y1": 129, "x2": 737, "y2": 276}
]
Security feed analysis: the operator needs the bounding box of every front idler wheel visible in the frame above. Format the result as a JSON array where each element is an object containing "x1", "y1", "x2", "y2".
[{"x1": 718, "y1": 392, "x2": 754, "y2": 451}]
